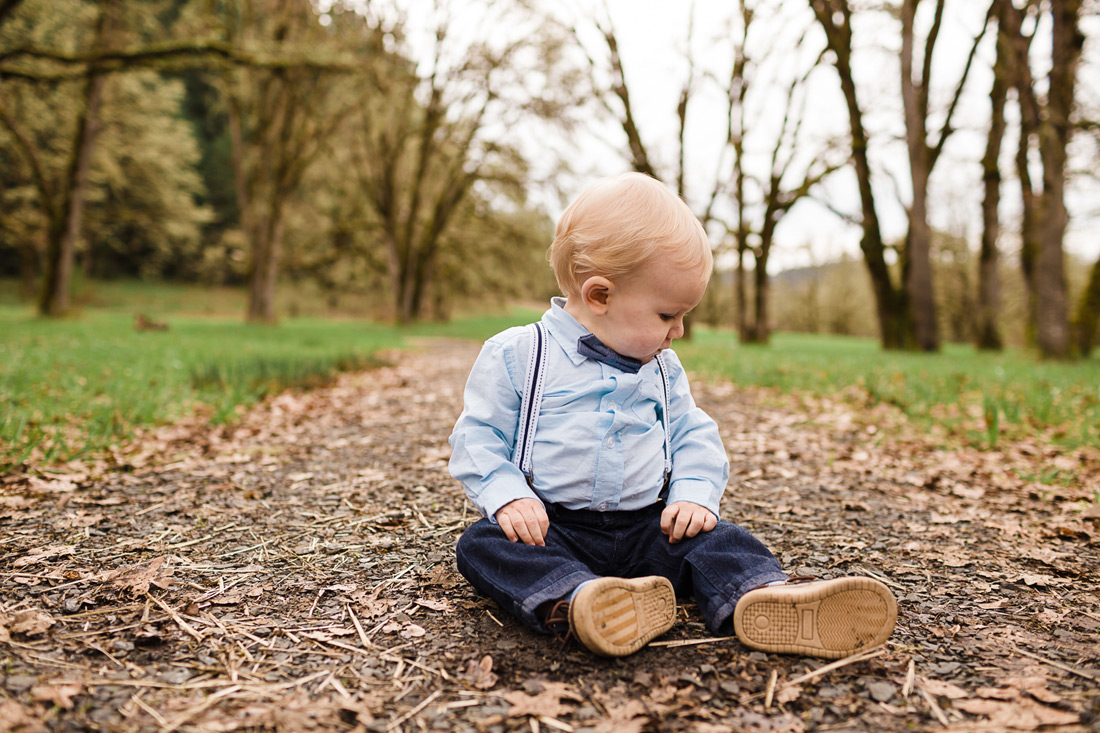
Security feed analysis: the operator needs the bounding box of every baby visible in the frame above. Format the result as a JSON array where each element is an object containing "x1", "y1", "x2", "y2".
[{"x1": 449, "y1": 172, "x2": 896, "y2": 657}]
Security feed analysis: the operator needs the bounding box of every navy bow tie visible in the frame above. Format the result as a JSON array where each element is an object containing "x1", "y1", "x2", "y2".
[{"x1": 577, "y1": 333, "x2": 642, "y2": 374}]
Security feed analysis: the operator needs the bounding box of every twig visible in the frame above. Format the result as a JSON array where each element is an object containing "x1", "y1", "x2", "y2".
[
  {"x1": 902, "y1": 658, "x2": 915, "y2": 698},
  {"x1": 1013, "y1": 646, "x2": 1100, "y2": 683},
  {"x1": 380, "y1": 653, "x2": 447, "y2": 679},
  {"x1": 134, "y1": 501, "x2": 168, "y2": 517},
  {"x1": 192, "y1": 573, "x2": 254, "y2": 603},
  {"x1": 920, "y1": 686, "x2": 950, "y2": 727},
  {"x1": 539, "y1": 716, "x2": 574, "y2": 732},
  {"x1": 386, "y1": 689, "x2": 442, "y2": 731},
  {"x1": 347, "y1": 604, "x2": 374, "y2": 649},
  {"x1": 764, "y1": 668, "x2": 778, "y2": 710},
  {"x1": 164, "y1": 684, "x2": 242, "y2": 732},
  {"x1": 852, "y1": 565, "x2": 907, "y2": 591},
  {"x1": 324, "y1": 673, "x2": 352, "y2": 700},
  {"x1": 485, "y1": 611, "x2": 504, "y2": 627},
  {"x1": 1075, "y1": 608, "x2": 1100, "y2": 623},
  {"x1": 165, "y1": 534, "x2": 215, "y2": 550},
  {"x1": 747, "y1": 646, "x2": 885, "y2": 700},
  {"x1": 129, "y1": 692, "x2": 170, "y2": 727},
  {"x1": 150, "y1": 595, "x2": 203, "y2": 642},
  {"x1": 306, "y1": 634, "x2": 371, "y2": 658},
  {"x1": 650, "y1": 635, "x2": 735, "y2": 648}
]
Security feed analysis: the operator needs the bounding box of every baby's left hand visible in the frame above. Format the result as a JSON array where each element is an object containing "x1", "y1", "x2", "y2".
[{"x1": 660, "y1": 501, "x2": 717, "y2": 544}]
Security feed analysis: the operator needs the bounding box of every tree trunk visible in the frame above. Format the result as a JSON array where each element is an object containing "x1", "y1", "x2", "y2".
[
  {"x1": 809, "y1": 0, "x2": 908, "y2": 350},
  {"x1": 735, "y1": 247, "x2": 748, "y2": 342},
  {"x1": 977, "y1": 1, "x2": 1009, "y2": 351},
  {"x1": 1074, "y1": 256, "x2": 1100, "y2": 356},
  {"x1": 899, "y1": 0, "x2": 941, "y2": 352},
  {"x1": 1033, "y1": 0, "x2": 1080, "y2": 358},
  {"x1": 748, "y1": 255, "x2": 770, "y2": 344},
  {"x1": 37, "y1": 1, "x2": 114, "y2": 316},
  {"x1": 905, "y1": 172, "x2": 938, "y2": 351},
  {"x1": 246, "y1": 213, "x2": 282, "y2": 323}
]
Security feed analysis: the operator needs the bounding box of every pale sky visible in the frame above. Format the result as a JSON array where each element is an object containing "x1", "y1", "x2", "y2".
[
  {"x1": 331, "y1": 0, "x2": 1099, "y2": 273},
  {"x1": 557, "y1": 0, "x2": 1100, "y2": 273}
]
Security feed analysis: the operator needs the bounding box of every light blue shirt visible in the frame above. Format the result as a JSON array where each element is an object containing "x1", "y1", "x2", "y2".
[{"x1": 449, "y1": 298, "x2": 730, "y2": 521}]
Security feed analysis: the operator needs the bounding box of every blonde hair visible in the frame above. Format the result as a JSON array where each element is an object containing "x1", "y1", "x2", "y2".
[{"x1": 549, "y1": 172, "x2": 712, "y2": 297}]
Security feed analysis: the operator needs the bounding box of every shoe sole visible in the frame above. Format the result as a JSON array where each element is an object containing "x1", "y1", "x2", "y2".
[
  {"x1": 569, "y1": 576, "x2": 676, "y2": 657},
  {"x1": 734, "y1": 577, "x2": 897, "y2": 659}
]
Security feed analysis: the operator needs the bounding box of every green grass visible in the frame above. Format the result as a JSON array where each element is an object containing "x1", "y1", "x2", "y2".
[
  {"x1": 677, "y1": 329, "x2": 1100, "y2": 452},
  {"x1": 0, "y1": 292, "x2": 540, "y2": 471},
  {"x1": 4, "y1": 276, "x2": 1098, "y2": 475}
]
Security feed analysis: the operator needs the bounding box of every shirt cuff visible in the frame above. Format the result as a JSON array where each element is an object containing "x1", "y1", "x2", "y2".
[
  {"x1": 476, "y1": 476, "x2": 543, "y2": 523},
  {"x1": 665, "y1": 478, "x2": 721, "y2": 517}
]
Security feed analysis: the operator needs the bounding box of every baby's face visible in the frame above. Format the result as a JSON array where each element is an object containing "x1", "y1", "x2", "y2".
[{"x1": 598, "y1": 260, "x2": 708, "y2": 363}]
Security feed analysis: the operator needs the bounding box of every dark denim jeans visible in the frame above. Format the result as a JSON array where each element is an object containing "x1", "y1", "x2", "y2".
[{"x1": 455, "y1": 502, "x2": 787, "y2": 636}]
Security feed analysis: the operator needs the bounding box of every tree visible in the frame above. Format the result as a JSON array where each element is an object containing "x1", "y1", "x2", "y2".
[
  {"x1": 572, "y1": 3, "x2": 841, "y2": 342},
  {"x1": 1002, "y1": 0, "x2": 1084, "y2": 358},
  {"x1": 808, "y1": 0, "x2": 990, "y2": 351},
  {"x1": 722, "y1": 8, "x2": 844, "y2": 344},
  {"x1": 898, "y1": 0, "x2": 991, "y2": 352},
  {"x1": 348, "y1": 0, "x2": 572, "y2": 324},
  {"x1": 0, "y1": 0, "x2": 212, "y2": 301},
  {"x1": 208, "y1": 0, "x2": 352, "y2": 324},
  {"x1": 23, "y1": 0, "x2": 115, "y2": 316},
  {"x1": 976, "y1": 0, "x2": 1011, "y2": 351},
  {"x1": 808, "y1": 0, "x2": 908, "y2": 349}
]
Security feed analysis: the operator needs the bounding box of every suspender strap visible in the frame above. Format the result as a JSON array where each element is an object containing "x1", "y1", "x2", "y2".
[
  {"x1": 514, "y1": 322, "x2": 547, "y2": 477},
  {"x1": 654, "y1": 352, "x2": 673, "y2": 479},
  {"x1": 514, "y1": 322, "x2": 673, "y2": 485}
]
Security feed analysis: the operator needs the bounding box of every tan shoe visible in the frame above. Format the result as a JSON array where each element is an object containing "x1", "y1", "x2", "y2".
[
  {"x1": 568, "y1": 576, "x2": 676, "y2": 657},
  {"x1": 734, "y1": 576, "x2": 897, "y2": 659}
]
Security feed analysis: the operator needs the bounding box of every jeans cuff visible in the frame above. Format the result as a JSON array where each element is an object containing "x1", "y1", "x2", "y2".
[
  {"x1": 711, "y1": 570, "x2": 789, "y2": 635},
  {"x1": 518, "y1": 569, "x2": 599, "y2": 632}
]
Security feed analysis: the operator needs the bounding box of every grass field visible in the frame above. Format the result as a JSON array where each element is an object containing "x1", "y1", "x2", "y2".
[
  {"x1": 3, "y1": 278, "x2": 1097, "y2": 474},
  {"x1": 0, "y1": 279, "x2": 541, "y2": 470},
  {"x1": 678, "y1": 329, "x2": 1100, "y2": 455}
]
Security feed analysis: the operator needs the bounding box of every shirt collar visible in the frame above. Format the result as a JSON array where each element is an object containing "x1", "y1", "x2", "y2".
[{"x1": 542, "y1": 297, "x2": 593, "y2": 367}]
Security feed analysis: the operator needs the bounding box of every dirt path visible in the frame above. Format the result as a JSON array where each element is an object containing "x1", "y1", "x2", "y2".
[{"x1": 2, "y1": 338, "x2": 1098, "y2": 732}]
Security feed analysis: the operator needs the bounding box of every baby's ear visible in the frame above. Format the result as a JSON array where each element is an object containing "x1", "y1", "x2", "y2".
[{"x1": 580, "y1": 276, "x2": 613, "y2": 314}]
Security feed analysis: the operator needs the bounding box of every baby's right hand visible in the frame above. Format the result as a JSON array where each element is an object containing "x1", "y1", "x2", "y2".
[{"x1": 495, "y1": 498, "x2": 549, "y2": 546}]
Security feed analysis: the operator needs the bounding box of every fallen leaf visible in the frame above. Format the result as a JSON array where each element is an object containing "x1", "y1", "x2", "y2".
[
  {"x1": 460, "y1": 655, "x2": 497, "y2": 690},
  {"x1": 32, "y1": 682, "x2": 83, "y2": 709},
  {"x1": 0, "y1": 700, "x2": 41, "y2": 731},
  {"x1": 503, "y1": 690, "x2": 570, "y2": 718},
  {"x1": 399, "y1": 623, "x2": 426, "y2": 639},
  {"x1": 106, "y1": 557, "x2": 174, "y2": 595},
  {"x1": 415, "y1": 598, "x2": 451, "y2": 612},
  {"x1": 918, "y1": 677, "x2": 968, "y2": 699},
  {"x1": 13, "y1": 545, "x2": 76, "y2": 568},
  {"x1": 777, "y1": 684, "x2": 803, "y2": 704},
  {"x1": 954, "y1": 698, "x2": 1078, "y2": 729},
  {"x1": 10, "y1": 609, "x2": 55, "y2": 636}
]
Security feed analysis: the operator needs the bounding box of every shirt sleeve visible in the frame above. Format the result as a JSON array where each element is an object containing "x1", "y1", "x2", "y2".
[
  {"x1": 448, "y1": 331, "x2": 543, "y2": 520},
  {"x1": 661, "y1": 350, "x2": 729, "y2": 517}
]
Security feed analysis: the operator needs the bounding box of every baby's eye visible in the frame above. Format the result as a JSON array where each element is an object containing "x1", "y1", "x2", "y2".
[{"x1": 659, "y1": 314, "x2": 675, "y2": 322}]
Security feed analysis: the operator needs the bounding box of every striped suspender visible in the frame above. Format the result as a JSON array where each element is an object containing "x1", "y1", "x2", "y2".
[
  {"x1": 653, "y1": 352, "x2": 673, "y2": 479},
  {"x1": 513, "y1": 322, "x2": 547, "y2": 477},
  {"x1": 513, "y1": 321, "x2": 672, "y2": 484}
]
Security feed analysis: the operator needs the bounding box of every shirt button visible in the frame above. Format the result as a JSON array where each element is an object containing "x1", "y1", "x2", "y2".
[
  {"x1": 599, "y1": 503, "x2": 609, "y2": 510},
  {"x1": 605, "y1": 436, "x2": 615, "y2": 448}
]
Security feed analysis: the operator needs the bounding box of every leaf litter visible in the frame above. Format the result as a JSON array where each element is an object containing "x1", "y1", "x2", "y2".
[{"x1": 1, "y1": 340, "x2": 1098, "y2": 731}]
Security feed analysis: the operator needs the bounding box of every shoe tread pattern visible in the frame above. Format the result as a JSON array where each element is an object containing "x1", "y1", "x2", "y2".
[
  {"x1": 735, "y1": 577, "x2": 897, "y2": 659},
  {"x1": 571, "y1": 577, "x2": 675, "y2": 657}
]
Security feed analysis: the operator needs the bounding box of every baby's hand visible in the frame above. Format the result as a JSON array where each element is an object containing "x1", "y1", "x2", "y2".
[
  {"x1": 495, "y1": 498, "x2": 550, "y2": 546},
  {"x1": 661, "y1": 501, "x2": 717, "y2": 544}
]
